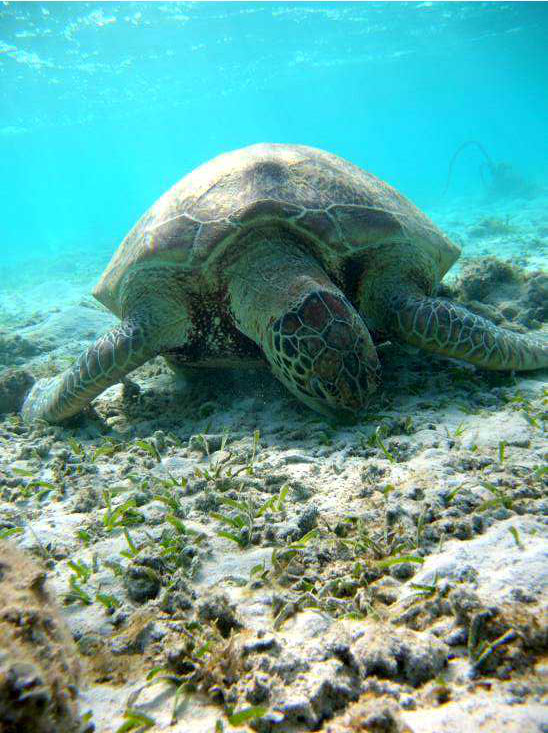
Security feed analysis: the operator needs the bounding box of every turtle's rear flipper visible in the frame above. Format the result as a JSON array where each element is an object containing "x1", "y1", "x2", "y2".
[
  {"x1": 21, "y1": 317, "x2": 159, "y2": 424},
  {"x1": 382, "y1": 290, "x2": 547, "y2": 371}
]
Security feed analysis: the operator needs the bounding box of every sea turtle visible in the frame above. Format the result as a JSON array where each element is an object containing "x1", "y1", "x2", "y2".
[{"x1": 21, "y1": 143, "x2": 547, "y2": 424}]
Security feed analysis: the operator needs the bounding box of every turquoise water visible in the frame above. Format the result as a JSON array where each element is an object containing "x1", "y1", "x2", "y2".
[{"x1": 1, "y1": 1, "x2": 547, "y2": 269}]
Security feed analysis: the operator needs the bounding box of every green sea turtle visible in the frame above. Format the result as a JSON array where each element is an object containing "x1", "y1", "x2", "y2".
[{"x1": 21, "y1": 143, "x2": 547, "y2": 424}]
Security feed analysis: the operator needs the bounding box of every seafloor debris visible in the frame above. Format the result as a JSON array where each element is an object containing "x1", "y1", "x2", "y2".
[
  {"x1": 0, "y1": 332, "x2": 41, "y2": 368},
  {"x1": 441, "y1": 256, "x2": 547, "y2": 329},
  {"x1": 0, "y1": 542, "x2": 85, "y2": 733}
]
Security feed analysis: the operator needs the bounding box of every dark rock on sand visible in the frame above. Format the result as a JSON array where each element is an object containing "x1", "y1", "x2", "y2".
[
  {"x1": 0, "y1": 332, "x2": 41, "y2": 367},
  {"x1": 0, "y1": 368, "x2": 34, "y2": 415},
  {"x1": 443, "y1": 256, "x2": 548, "y2": 330}
]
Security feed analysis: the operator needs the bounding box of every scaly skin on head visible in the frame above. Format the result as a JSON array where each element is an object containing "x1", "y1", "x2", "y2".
[{"x1": 227, "y1": 230, "x2": 380, "y2": 417}]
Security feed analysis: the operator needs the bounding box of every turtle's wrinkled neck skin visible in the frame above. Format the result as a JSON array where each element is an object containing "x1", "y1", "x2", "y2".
[{"x1": 227, "y1": 230, "x2": 380, "y2": 416}]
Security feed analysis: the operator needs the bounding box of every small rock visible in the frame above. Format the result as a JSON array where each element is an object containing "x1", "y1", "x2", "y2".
[
  {"x1": 390, "y1": 562, "x2": 417, "y2": 581},
  {"x1": 325, "y1": 698, "x2": 408, "y2": 732},
  {"x1": 297, "y1": 505, "x2": 319, "y2": 535},
  {"x1": 463, "y1": 413, "x2": 530, "y2": 450},
  {"x1": 242, "y1": 635, "x2": 279, "y2": 655},
  {"x1": 0, "y1": 331, "x2": 41, "y2": 366},
  {"x1": 245, "y1": 672, "x2": 271, "y2": 705},
  {"x1": 368, "y1": 576, "x2": 401, "y2": 606},
  {"x1": 197, "y1": 592, "x2": 242, "y2": 637},
  {"x1": 159, "y1": 569, "x2": 196, "y2": 614},
  {"x1": 351, "y1": 624, "x2": 448, "y2": 686},
  {"x1": 124, "y1": 555, "x2": 164, "y2": 603},
  {"x1": 0, "y1": 368, "x2": 34, "y2": 415},
  {"x1": 111, "y1": 621, "x2": 165, "y2": 655},
  {"x1": 189, "y1": 433, "x2": 225, "y2": 453}
]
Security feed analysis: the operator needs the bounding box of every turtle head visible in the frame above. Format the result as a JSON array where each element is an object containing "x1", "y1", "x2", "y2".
[
  {"x1": 266, "y1": 290, "x2": 380, "y2": 418},
  {"x1": 227, "y1": 235, "x2": 380, "y2": 419}
]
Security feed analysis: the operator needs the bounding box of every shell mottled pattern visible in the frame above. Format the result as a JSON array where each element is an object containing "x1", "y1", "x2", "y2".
[{"x1": 93, "y1": 143, "x2": 459, "y2": 311}]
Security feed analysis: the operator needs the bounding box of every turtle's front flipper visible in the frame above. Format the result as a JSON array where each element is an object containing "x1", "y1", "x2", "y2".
[
  {"x1": 22, "y1": 316, "x2": 161, "y2": 423},
  {"x1": 227, "y1": 229, "x2": 380, "y2": 417},
  {"x1": 378, "y1": 289, "x2": 547, "y2": 371}
]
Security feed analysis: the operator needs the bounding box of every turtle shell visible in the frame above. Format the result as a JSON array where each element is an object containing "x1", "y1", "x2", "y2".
[{"x1": 93, "y1": 143, "x2": 460, "y2": 313}]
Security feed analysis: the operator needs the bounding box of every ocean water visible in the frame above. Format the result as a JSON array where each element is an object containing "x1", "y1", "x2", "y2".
[{"x1": 1, "y1": 1, "x2": 547, "y2": 276}]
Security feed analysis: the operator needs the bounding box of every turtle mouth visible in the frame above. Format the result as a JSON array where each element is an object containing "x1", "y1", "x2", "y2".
[
  {"x1": 270, "y1": 350, "x2": 378, "y2": 419},
  {"x1": 266, "y1": 287, "x2": 380, "y2": 418},
  {"x1": 287, "y1": 379, "x2": 367, "y2": 423},
  {"x1": 309, "y1": 375, "x2": 372, "y2": 416}
]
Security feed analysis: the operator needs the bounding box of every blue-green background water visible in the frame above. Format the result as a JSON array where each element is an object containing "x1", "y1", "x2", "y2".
[{"x1": 1, "y1": 1, "x2": 547, "y2": 268}]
